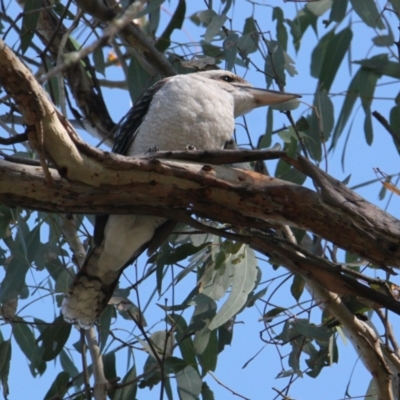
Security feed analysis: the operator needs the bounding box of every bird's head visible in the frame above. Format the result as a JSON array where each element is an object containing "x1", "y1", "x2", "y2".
[{"x1": 192, "y1": 70, "x2": 300, "y2": 117}]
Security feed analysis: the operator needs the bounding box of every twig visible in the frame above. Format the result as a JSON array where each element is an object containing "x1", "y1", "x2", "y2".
[
  {"x1": 208, "y1": 371, "x2": 250, "y2": 400},
  {"x1": 372, "y1": 110, "x2": 400, "y2": 148}
]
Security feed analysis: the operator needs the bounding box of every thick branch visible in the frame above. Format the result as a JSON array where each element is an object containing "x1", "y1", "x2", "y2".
[{"x1": 1, "y1": 157, "x2": 400, "y2": 273}]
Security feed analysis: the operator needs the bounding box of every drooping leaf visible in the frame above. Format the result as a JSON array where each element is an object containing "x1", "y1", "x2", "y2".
[
  {"x1": 12, "y1": 319, "x2": 35, "y2": 362},
  {"x1": 156, "y1": 0, "x2": 186, "y2": 52},
  {"x1": 189, "y1": 294, "x2": 217, "y2": 332},
  {"x1": 310, "y1": 30, "x2": 334, "y2": 79},
  {"x1": 318, "y1": 27, "x2": 353, "y2": 91},
  {"x1": 350, "y1": 0, "x2": 385, "y2": 29},
  {"x1": 99, "y1": 304, "x2": 113, "y2": 352},
  {"x1": 37, "y1": 315, "x2": 72, "y2": 361},
  {"x1": 43, "y1": 371, "x2": 70, "y2": 400},
  {"x1": 0, "y1": 340, "x2": 11, "y2": 399},
  {"x1": 93, "y1": 47, "x2": 105, "y2": 76},
  {"x1": 272, "y1": 8, "x2": 288, "y2": 51},
  {"x1": 127, "y1": 55, "x2": 155, "y2": 103},
  {"x1": 176, "y1": 366, "x2": 202, "y2": 400},
  {"x1": 390, "y1": 105, "x2": 400, "y2": 153},
  {"x1": 290, "y1": 274, "x2": 305, "y2": 302},
  {"x1": 201, "y1": 382, "x2": 215, "y2": 400},
  {"x1": 0, "y1": 206, "x2": 13, "y2": 239},
  {"x1": 307, "y1": 0, "x2": 333, "y2": 17},
  {"x1": 114, "y1": 365, "x2": 137, "y2": 400},
  {"x1": 223, "y1": 31, "x2": 238, "y2": 71},
  {"x1": 329, "y1": 0, "x2": 348, "y2": 23},
  {"x1": 204, "y1": 14, "x2": 227, "y2": 42},
  {"x1": 286, "y1": 7, "x2": 318, "y2": 52},
  {"x1": 208, "y1": 246, "x2": 258, "y2": 331},
  {"x1": 197, "y1": 328, "x2": 218, "y2": 374},
  {"x1": 60, "y1": 350, "x2": 79, "y2": 381},
  {"x1": 170, "y1": 315, "x2": 198, "y2": 373},
  {"x1": 20, "y1": 0, "x2": 41, "y2": 53}
]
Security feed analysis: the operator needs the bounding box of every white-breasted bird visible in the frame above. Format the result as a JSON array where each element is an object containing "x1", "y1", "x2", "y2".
[{"x1": 61, "y1": 70, "x2": 300, "y2": 328}]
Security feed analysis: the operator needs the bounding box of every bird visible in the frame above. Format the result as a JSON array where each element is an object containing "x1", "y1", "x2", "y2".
[{"x1": 61, "y1": 69, "x2": 300, "y2": 328}]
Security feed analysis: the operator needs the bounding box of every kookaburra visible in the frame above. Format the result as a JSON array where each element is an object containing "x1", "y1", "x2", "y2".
[{"x1": 62, "y1": 70, "x2": 300, "y2": 328}]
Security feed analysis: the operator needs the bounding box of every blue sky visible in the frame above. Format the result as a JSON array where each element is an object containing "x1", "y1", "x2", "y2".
[{"x1": 2, "y1": 1, "x2": 400, "y2": 399}]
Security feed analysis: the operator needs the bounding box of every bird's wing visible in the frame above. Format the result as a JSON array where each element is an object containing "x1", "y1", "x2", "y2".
[{"x1": 112, "y1": 79, "x2": 169, "y2": 155}]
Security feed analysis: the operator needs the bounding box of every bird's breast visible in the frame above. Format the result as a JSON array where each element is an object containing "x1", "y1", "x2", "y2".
[{"x1": 129, "y1": 76, "x2": 236, "y2": 155}]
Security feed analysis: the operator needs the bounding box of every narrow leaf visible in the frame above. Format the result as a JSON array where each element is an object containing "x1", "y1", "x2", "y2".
[
  {"x1": 208, "y1": 246, "x2": 258, "y2": 331},
  {"x1": 350, "y1": 0, "x2": 385, "y2": 29},
  {"x1": 43, "y1": 371, "x2": 70, "y2": 400},
  {"x1": 176, "y1": 366, "x2": 202, "y2": 400},
  {"x1": 37, "y1": 315, "x2": 72, "y2": 361},
  {"x1": 318, "y1": 27, "x2": 353, "y2": 92}
]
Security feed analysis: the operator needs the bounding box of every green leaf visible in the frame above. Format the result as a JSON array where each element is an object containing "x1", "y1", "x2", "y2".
[
  {"x1": 208, "y1": 246, "x2": 258, "y2": 331},
  {"x1": 293, "y1": 319, "x2": 331, "y2": 341},
  {"x1": 318, "y1": 27, "x2": 353, "y2": 91},
  {"x1": 372, "y1": 34, "x2": 394, "y2": 47},
  {"x1": 290, "y1": 274, "x2": 305, "y2": 302},
  {"x1": 350, "y1": 0, "x2": 385, "y2": 29},
  {"x1": 217, "y1": 320, "x2": 234, "y2": 353},
  {"x1": 204, "y1": 14, "x2": 227, "y2": 42},
  {"x1": 201, "y1": 382, "x2": 215, "y2": 400},
  {"x1": 364, "y1": 110, "x2": 373, "y2": 145},
  {"x1": 155, "y1": 0, "x2": 186, "y2": 52},
  {"x1": 354, "y1": 54, "x2": 400, "y2": 79},
  {"x1": 135, "y1": 0, "x2": 164, "y2": 19},
  {"x1": 99, "y1": 304, "x2": 113, "y2": 352},
  {"x1": 0, "y1": 340, "x2": 11, "y2": 399},
  {"x1": 189, "y1": 294, "x2": 217, "y2": 332},
  {"x1": 21, "y1": 0, "x2": 41, "y2": 53},
  {"x1": 259, "y1": 107, "x2": 273, "y2": 149},
  {"x1": 12, "y1": 319, "x2": 35, "y2": 361},
  {"x1": 197, "y1": 328, "x2": 218, "y2": 374},
  {"x1": 191, "y1": 10, "x2": 217, "y2": 26},
  {"x1": 93, "y1": 48, "x2": 105, "y2": 76},
  {"x1": 286, "y1": 8, "x2": 318, "y2": 52},
  {"x1": 307, "y1": 0, "x2": 333, "y2": 16},
  {"x1": 273, "y1": 8, "x2": 288, "y2": 51},
  {"x1": 314, "y1": 89, "x2": 334, "y2": 138},
  {"x1": 329, "y1": 0, "x2": 348, "y2": 23},
  {"x1": 331, "y1": 68, "x2": 361, "y2": 147},
  {"x1": 114, "y1": 365, "x2": 137, "y2": 400},
  {"x1": 262, "y1": 306, "x2": 286, "y2": 322},
  {"x1": 176, "y1": 366, "x2": 202, "y2": 400},
  {"x1": 264, "y1": 40, "x2": 286, "y2": 87},
  {"x1": 127, "y1": 55, "x2": 155, "y2": 103},
  {"x1": 165, "y1": 357, "x2": 188, "y2": 374},
  {"x1": 55, "y1": 267, "x2": 74, "y2": 293},
  {"x1": 0, "y1": 206, "x2": 13, "y2": 239},
  {"x1": 43, "y1": 371, "x2": 70, "y2": 400},
  {"x1": 390, "y1": 0, "x2": 400, "y2": 19},
  {"x1": 37, "y1": 315, "x2": 72, "y2": 361},
  {"x1": 310, "y1": 30, "x2": 334, "y2": 79},
  {"x1": 0, "y1": 240, "x2": 31, "y2": 303},
  {"x1": 60, "y1": 350, "x2": 79, "y2": 380},
  {"x1": 168, "y1": 315, "x2": 197, "y2": 367},
  {"x1": 390, "y1": 105, "x2": 400, "y2": 153},
  {"x1": 223, "y1": 32, "x2": 238, "y2": 71},
  {"x1": 103, "y1": 352, "x2": 117, "y2": 388}
]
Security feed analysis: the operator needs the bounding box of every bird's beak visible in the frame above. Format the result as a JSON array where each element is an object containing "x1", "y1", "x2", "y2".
[{"x1": 241, "y1": 86, "x2": 301, "y2": 106}]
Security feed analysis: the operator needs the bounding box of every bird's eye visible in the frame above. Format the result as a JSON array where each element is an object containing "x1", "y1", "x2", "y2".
[{"x1": 220, "y1": 75, "x2": 235, "y2": 83}]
